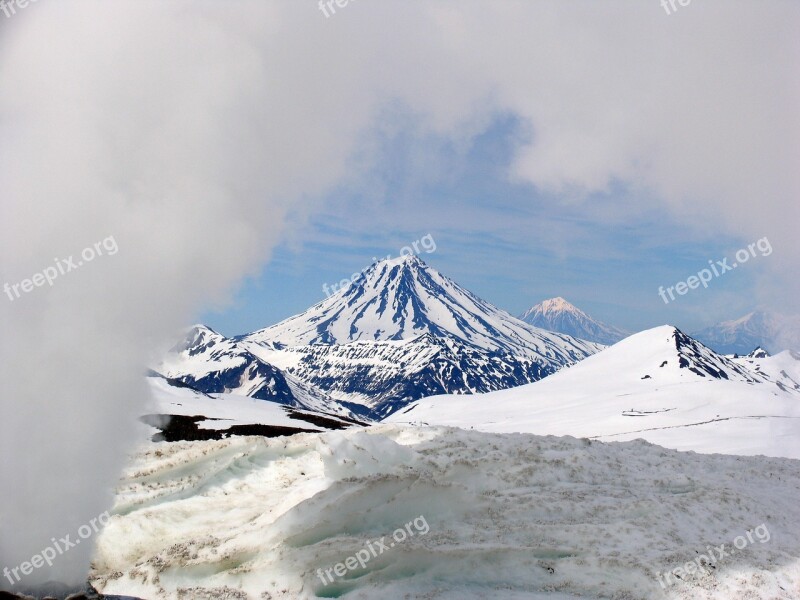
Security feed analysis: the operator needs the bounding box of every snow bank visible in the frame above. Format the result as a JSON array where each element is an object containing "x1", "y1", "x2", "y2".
[{"x1": 92, "y1": 425, "x2": 800, "y2": 599}]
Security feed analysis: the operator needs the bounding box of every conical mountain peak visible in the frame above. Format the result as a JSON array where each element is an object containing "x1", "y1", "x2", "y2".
[
  {"x1": 519, "y1": 297, "x2": 628, "y2": 345},
  {"x1": 245, "y1": 258, "x2": 601, "y2": 367}
]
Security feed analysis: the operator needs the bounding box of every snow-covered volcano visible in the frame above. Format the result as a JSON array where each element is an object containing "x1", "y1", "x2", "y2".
[
  {"x1": 244, "y1": 256, "x2": 600, "y2": 366},
  {"x1": 159, "y1": 257, "x2": 603, "y2": 418},
  {"x1": 518, "y1": 296, "x2": 629, "y2": 345},
  {"x1": 387, "y1": 326, "x2": 800, "y2": 458}
]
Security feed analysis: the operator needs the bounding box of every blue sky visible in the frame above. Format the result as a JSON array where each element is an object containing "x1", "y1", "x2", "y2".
[{"x1": 201, "y1": 113, "x2": 770, "y2": 338}]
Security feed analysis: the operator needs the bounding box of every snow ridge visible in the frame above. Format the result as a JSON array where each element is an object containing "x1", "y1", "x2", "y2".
[{"x1": 387, "y1": 326, "x2": 800, "y2": 458}]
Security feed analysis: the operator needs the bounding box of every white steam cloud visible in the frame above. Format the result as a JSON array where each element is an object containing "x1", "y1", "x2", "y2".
[
  {"x1": 0, "y1": 1, "x2": 374, "y2": 590},
  {"x1": 1, "y1": 0, "x2": 797, "y2": 591}
]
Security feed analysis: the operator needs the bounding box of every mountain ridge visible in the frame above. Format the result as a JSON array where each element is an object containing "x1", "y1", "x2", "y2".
[{"x1": 159, "y1": 257, "x2": 603, "y2": 418}]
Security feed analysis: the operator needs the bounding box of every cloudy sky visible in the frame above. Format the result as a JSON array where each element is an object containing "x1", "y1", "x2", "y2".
[
  {"x1": 0, "y1": 0, "x2": 797, "y2": 587},
  {"x1": 185, "y1": 0, "x2": 798, "y2": 336}
]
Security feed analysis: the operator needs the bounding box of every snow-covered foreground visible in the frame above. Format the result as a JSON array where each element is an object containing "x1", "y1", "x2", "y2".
[{"x1": 92, "y1": 425, "x2": 800, "y2": 599}]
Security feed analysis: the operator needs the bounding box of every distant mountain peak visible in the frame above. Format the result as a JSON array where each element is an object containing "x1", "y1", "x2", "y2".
[
  {"x1": 534, "y1": 297, "x2": 582, "y2": 315},
  {"x1": 519, "y1": 297, "x2": 628, "y2": 346},
  {"x1": 692, "y1": 309, "x2": 800, "y2": 355}
]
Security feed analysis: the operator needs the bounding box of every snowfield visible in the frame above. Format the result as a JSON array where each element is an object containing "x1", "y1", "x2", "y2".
[
  {"x1": 91, "y1": 425, "x2": 800, "y2": 599},
  {"x1": 386, "y1": 327, "x2": 800, "y2": 459}
]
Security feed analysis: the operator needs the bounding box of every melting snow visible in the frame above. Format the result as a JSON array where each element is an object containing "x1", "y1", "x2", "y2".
[{"x1": 92, "y1": 425, "x2": 800, "y2": 599}]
